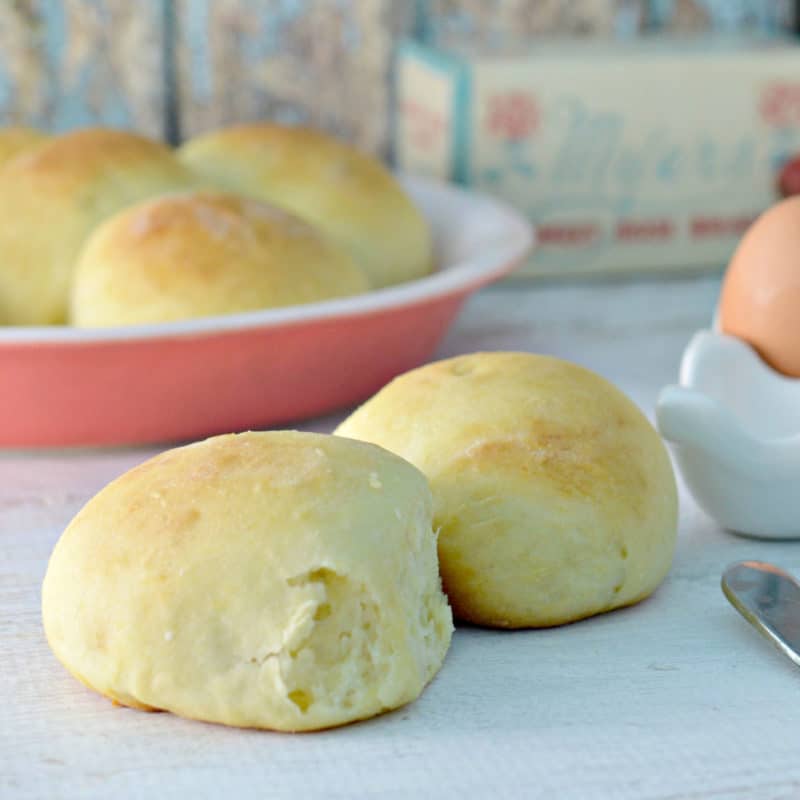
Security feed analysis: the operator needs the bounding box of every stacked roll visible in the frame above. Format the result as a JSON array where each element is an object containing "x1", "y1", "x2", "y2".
[{"x1": 0, "y1": 124, "x2": 433, "y2": 327}]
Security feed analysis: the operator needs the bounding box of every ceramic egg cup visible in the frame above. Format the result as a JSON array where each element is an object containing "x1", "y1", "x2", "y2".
[{"x1": 657, "y1": 329, "x2": 800, "y2": 539}]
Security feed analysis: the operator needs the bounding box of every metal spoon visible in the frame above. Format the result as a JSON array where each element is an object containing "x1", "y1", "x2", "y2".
[{"x1": 722, "y1": 560, "x2": 800, "y2": 668}]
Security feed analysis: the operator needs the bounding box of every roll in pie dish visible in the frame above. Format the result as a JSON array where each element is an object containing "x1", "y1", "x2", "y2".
[
  {"x1": 70, "y1": 191, "x2": 368, "y2": 326},
  {"x1": 179, "y1": 123, "x2": 433, "y2": 290},
  {"x1": 0, "y1": 123, "x2": 433, "y2": 327},
  {"x1": 0, "y1": 128, "x2": 197, "y2": 325}
]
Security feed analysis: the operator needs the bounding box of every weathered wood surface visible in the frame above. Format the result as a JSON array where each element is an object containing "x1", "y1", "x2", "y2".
[{"x1": 8, "y1": 275, "x2": 800, "y2": 799}]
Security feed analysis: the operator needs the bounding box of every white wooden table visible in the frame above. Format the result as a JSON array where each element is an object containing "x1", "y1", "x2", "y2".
[{"x1": 4, "y1": 276, "x2": 800, "y2": 800}]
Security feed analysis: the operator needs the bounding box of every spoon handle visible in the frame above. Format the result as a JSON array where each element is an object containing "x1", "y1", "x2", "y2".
[{"x1": 722, "y1": 560, "x2": 800, "y2": 668}]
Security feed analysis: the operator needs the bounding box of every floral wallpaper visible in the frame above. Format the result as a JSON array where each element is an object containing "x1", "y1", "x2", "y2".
[{"x1": 0, "y1": 0, "x2": 794, "y2": 153}]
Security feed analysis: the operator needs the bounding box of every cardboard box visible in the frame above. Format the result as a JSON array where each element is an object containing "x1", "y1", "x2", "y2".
[{"x1": 395, "y1": 37, "x2": 800, "y2": 277}]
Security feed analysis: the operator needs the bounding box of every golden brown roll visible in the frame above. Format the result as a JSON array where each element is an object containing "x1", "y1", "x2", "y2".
[
  {"x1": 70, "y1": 190, "x2": 369, "y2": 326},
  {"x1": 0, "y1": 128, "x2": 197, "y2": 325},
  {"x1": 336, "y1": 352, "x2": 679, "y2": 628},
  {"x1": 42, "y1": 431, "x2": 453, "y2": 731},
  {"x1": 179, "y1": 123, "x2": 433, "y2": 289},
  {"x1": 0, "y1": 126, "x2": 48, "y2": 168}
]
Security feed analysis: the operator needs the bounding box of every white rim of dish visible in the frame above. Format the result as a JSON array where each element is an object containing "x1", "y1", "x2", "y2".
[{"x1": 0, "y1": 176, "x2": 534, "y2": 345}]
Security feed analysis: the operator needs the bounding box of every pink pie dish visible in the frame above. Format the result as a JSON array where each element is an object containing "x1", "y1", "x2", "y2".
[{"x1": 0, "y1": 176, "x2": 533, "y2": 448}]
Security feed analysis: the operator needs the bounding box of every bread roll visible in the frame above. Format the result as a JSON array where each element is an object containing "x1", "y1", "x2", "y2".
[
  {"x1": 179, "y1": 123, "x2": 432, "y2": 289},
  {"x1": 42, "y1": 431, "x2": 453, "y2": 731},
  {"x1": 336, "y1": 352, "x2": 678, "y2": 628},
  {"x1": 0, "y1": 127, "x2": 48, "y2": 167},
  {"x1": 71, "y1": 191, "x2": 369, "y2": 326},
  {"x1": 0, "y1": 128, "x2": 196, "y2": 325}
]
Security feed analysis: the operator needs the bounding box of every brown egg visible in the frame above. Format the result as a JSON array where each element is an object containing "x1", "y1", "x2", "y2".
[{"x1": 719, "y1": 197, "x2": 800, "y2": 377}]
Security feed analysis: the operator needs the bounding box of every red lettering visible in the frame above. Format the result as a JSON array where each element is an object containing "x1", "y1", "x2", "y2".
[
  {"x1": 616, "y1": 219, "x2": 675, "y2": 242},
  {"x1": 760, "y1": 83, "x2": 800, "y2": 127},
  {"x1": 690, "y1": 215, "x2": 756, "y2": 238},
  {"x1": 402, "y1": 99, "x2": 447, "y2": 150},
  {"x1": 539, "y1": 223, "x2": 599, "y2": 246},
  {"x1": 485, "y1": 92, "x2": 539, "y2": 141}
]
